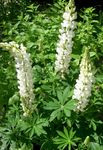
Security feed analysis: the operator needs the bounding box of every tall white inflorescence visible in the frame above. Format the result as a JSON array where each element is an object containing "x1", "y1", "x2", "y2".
[
  {"x1": 0, "y1": 41, "x2": 35, "y2": 116},
  {"x1": 72, "y1": 48, "x2": 94, "y2": 112},
  {"x1": 55, "y1": 0, "x2": 77, "y2": 77}
]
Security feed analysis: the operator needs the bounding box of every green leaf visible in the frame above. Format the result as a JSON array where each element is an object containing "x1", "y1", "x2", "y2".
[
  {"x1": 64, "y1": 100, "x2": 76, "y2": 110},
  {"x1": 34, "y1": 125, "x2": 47, "y2": 136},
  {"x1": 57, "y1": 130, "x2": 67, "y2": 139},
  {"x1": 50, "y1": 109, "x2": 61, "y2": 122},
  {"x1": 57, "y1": 90, "x2": 63, "y2": 104},
  {"x1": 54, "y1": 127, "x2": 79, "y2": 150},
  {"x1": 33, "y1": 118, "x2": 48, "y2": 136},
  {"x1": 58, "y1": 142, "x2": 67, "y2": 150},
  {"x1": 18, "y1": 120, "x2": 30, "y2": 131},
  {"x1": 90, "y1": 51, "x2": 96, "y2": 57},
  {"x1": 30, "y1": 127, "x2": 35, "y2": 138},
  {"x1": 63, "y1": 127, "x2": 69, "y2": 138},
  {"x1": 62, "y1": 86, "x2": 70, "y2": 103},
  {"x1": 64, "y1": 109, "x2": 71, "y2": 117},
  {"x1": 88, "y1": 142, "x2": 102, "y2": 150},
  {"x1": 92, "y1": 122, "x2": 97, "y2": 131},
  {"x1": 44, "y1": 100, "x2": 60, "y2": 110}
]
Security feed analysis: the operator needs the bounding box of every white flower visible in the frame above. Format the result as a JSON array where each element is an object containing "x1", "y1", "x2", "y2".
[
  {"x1": 61, "y1": 20, "x2": 69, "y2": 28},
  {"x1": 63, "y1": 12, "x2": 70, "y2": 20},
  {"x1": 55, "y1": 0, "x2": 77, "y2": 76},
  {"x1": 72, "y1": 49, "x2": 94, "y2": 112},
  {"x1": 0, "y1": 42, "x2": 35, "y2": 116}
]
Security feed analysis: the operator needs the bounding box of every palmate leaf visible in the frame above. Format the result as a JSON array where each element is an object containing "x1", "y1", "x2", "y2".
[
  {"x1": 34, "y1": 118, "x2": 49, "y2": 136},
  {"x1": 45, "y1": 100, "x2": 74, "y2": 121},
  {"x1": 54, "y1": 136, "x2": 68, "y2": 150},
  {"x1": 64, "y1": 100, "x2": 76, "y2": 117},
  {"x1": 44, "y1": 98, "x2": 62, "y2": 121},
  {"x1": 55, "y1": 138, "x2": 67, "y2": 150},
  {"x1": 57, "y1": 131, "x2": 67, "y2": 139},
  {"x1": 54, "y1": 127, "x2": 80, "y2": 150},
  {"x1": 62, "y1": 86, "x2": 70, "y2": 103},
  {"x1": 18, "y1": 117, "x2": 48, "y2": 137},
  {"x1": 44, "y1": 87, "x2": 76, "y2": 121},
  {"x1": 44, "y1": 99, "x2": 60, "y2": 110},
  {"x1": 63, "y1": 109, "x2": 71, "y2": 117},
  {"x1": 63, "y1": 127, "x2": 69, "y2": 138},
  {"x1": 50, "y1": 109, "x2": 61, "y2": 122},
  {"x1": 57, "y1": 86, "x2": 70, "y2": 105},
  {"x1": 32, "y1": 124, "x2": 46, "y2": 137},
  {"x1": 29, "y1": 118, "x2": 49, "y2": 137},
  {"x1": 57, "y1": 90, "x2": 63, "y2": 104},
  {"x1": 64, "y1": 100, "x2": 76, "y2": 110}
]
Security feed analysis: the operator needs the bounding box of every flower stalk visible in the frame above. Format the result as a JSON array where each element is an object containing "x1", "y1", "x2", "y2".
[
  {"x1": 72, "y1": 48, "x2": 94, "y2": 112},
  {"x1": 0, "y1": 41, "x2": 35, "y2": 116},
  {"x1": 55, "y1": 0, "x2": 77, "y2": 77}
]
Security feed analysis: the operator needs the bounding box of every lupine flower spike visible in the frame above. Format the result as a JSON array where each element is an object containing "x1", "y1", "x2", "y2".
[
  {"x1": 55, "y1": 0, "x2": 77, "y2": 77},
  {"x1": 0, "y1": 42, "x2": 35, "y2": 116},
  {"x1": 72, "y1": 48, "x2": 94, "y2": 112}
]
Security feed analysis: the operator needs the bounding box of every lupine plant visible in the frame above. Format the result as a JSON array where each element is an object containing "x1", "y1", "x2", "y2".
[
  {"x1": 72, "y1": 47, "x2": 94, "y2": 112},
  {"x1": 0, "y1": 0, "x2": 103, "y2": 150},
  {"x1": 0, "y1": 42, "x2": 35, "y2": 116},
  {"x1": 55, "y1": 0, "x2": 77, "y2": 77}
]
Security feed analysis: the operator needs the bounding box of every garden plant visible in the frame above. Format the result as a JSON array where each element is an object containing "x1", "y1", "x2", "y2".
[{"x1": 0, "y1": 0, "x2": 103, "y2": 149}]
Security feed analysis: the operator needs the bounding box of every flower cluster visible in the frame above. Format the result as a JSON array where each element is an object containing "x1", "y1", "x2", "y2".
[
  {"x1": 55, "y1": 0, "x2": 77, "y2": 77},
  {"x1": 0, "y1": 41, "x2": 35, "y2": 116},
  {"x1": 72, "y1": 48, "x2": 94, "y2": 112}
]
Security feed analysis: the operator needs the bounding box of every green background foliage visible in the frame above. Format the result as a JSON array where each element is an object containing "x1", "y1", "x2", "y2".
[{"x1": 0, "y1": 0, "x2": 103, "y2": 149}]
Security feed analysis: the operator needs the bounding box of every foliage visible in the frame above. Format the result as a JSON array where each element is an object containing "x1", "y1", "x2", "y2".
[
  {"x1": 54, "y1": 127, "x2": 80, "y2": 150},
  {"x1": 0, "y1": 0, "x2": 103, "y2": 149},
  {"x1": 44, "y1": 87, "x2": 76, "y2": 121}
]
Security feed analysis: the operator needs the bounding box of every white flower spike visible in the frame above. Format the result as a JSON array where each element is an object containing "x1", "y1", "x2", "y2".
[
  {"x1": 72, "y1": 48, "x2": 94, "y2": 112},
  {"x1": 0, "y1": 41, "x2": 35, "y2": 116},
  {"x1": 55, "y1": 0, "x2": 77, "y2": 77}
]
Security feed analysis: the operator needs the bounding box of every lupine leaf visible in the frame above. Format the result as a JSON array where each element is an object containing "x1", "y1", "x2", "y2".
[
  {"x1": 88, "y1": 142, "x2": 102, "y2": 150},
  {"x1": 44, "y1": 100, "x2": 60, "y2": 110},
  {"x1": 57, "y1": 90, "x2": 63, "y2": 104},
  {"x1": 64, "y1": 100, "x2": 76, "y2": 110},
  {"x1": 50, "y1": 109, "x2": 61, "y2": 122},
  {"x1": 62, "y1": 86, "x2": 70, "y2": 103}
]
